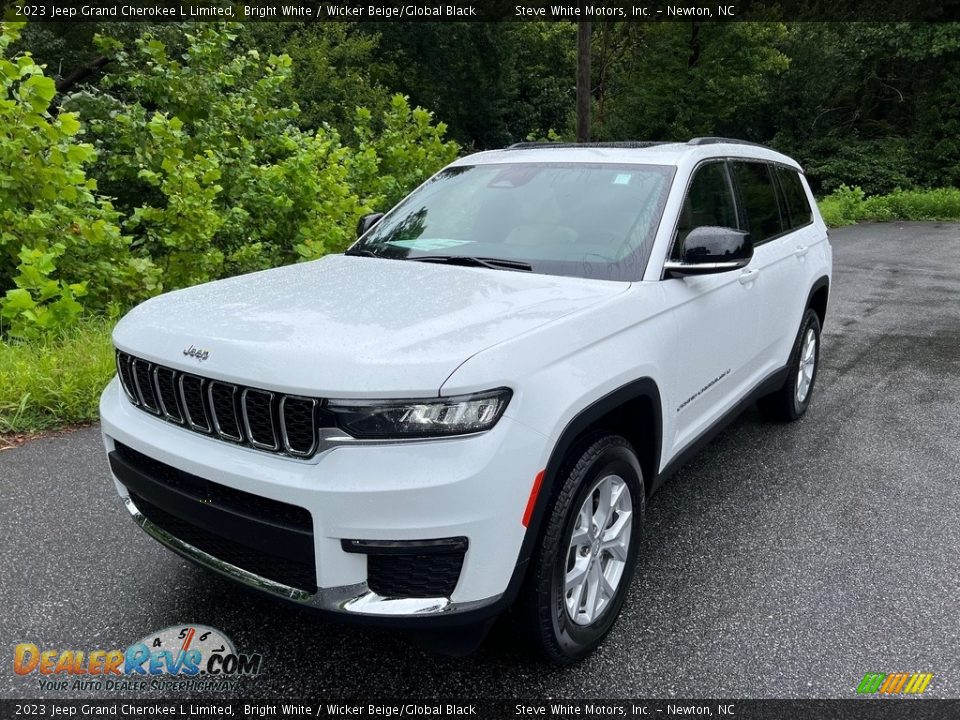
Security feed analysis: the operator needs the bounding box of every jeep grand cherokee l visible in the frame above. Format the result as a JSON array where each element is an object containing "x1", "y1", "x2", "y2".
[{"x1": 101, "y1": 138, "x2": 832, "y2": 662}]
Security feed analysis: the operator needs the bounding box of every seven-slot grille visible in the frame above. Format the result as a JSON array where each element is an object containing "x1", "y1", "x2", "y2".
[{"x1": 116, "y1": 351, "x2": 319, "y2": 458}]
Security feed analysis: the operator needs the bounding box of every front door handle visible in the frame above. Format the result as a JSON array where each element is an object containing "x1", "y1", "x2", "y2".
[
  {"x1": 738, "y1": 268, "x2": 760, "y2": 285},
  {"x1": 794, "y1": 244, "x2": 810, "y2": 258}
]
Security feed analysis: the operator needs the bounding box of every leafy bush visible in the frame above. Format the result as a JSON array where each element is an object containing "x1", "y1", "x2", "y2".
[
  {"x1": 800, "y1": 138, "x2": 916, "y2": 197},
  {"x1": 817, "y1": 185, "x2": 867, "y2": 227},
  {"x1": 818, "y1": 185, "x2": 960, "y2": 227},
  {"x1": 69, "y1": 24, "x2": 458, "y2": 285},
  {"x1": 1, "y1": 23, "x2": 457, "y2": 338},
  {"x1": 0, "y1": 316, "x2": 115, "y2": 433},
  {"x1": 252, "y1": 23, "x2": 394, "y2": 138},
  {"x1": 0, "y1": 22, "x2": 156, "y2": 340},
  {"x1": 863, "y1": 187, "x2": 960, "y2": 221}
]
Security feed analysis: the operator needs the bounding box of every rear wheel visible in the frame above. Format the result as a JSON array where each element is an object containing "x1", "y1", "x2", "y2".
[
  {"x1": 517, "y1": 435, "x2": 645, "y2": 663},
  {"x1": 758, "y1": 308, "x2": 821, "y2": 422}
]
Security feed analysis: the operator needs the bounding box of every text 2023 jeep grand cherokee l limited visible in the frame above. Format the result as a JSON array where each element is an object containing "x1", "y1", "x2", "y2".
[{"x1": 101, "y1": 138, "x2": 831, "y2": 662}]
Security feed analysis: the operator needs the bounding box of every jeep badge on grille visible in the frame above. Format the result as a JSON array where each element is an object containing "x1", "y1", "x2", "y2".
[{"x1": 183, "y1": 345, "x2": 210, "y2": 362}]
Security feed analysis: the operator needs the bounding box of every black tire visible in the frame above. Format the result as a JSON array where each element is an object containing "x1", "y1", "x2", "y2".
[
  {"x1": 758, "y1": 308, "x2": 822, "y2": 422},
  {"x1": 516, "y1": 434, "x2": 645, "y2": 664}
]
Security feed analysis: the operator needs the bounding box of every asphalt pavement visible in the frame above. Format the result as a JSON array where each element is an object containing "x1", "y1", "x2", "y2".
[{"x1": 2, "y1": 222, "x2": 959, "y2": 700}]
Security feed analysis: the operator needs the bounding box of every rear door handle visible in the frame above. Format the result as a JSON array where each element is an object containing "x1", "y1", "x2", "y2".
[
  {"x1": 738, "y1": 268, "x2": 760, "y2": 285},
  {"x1": 794, "y1": 244, "x2": 810, "y2": 257}
]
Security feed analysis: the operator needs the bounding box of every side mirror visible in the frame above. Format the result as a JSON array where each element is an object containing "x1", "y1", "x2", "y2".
[
  {"x1": 356, "y1": 212, "x2": 384, "y2": 239},
  {"x1": 663, "y1": 226, "x2": 753, "y2": 277}
]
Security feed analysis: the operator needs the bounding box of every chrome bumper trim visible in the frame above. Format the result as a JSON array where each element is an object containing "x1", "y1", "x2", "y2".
[{"x1": 122, "y1": 495, "x2": 500, "y2": 618}]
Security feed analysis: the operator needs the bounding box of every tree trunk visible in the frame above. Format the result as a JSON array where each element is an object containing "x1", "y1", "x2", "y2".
[
  {"x1": 55, "y1": 56, "x2": 110, "y2": 94},
  {"x1": 688, "y1": 23, "x2": 702, "y2": 68},
  {"x1": 576, "y1": 20, "x2": 592, "y2": 143}
]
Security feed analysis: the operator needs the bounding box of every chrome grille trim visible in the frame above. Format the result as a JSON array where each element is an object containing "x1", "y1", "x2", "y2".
[
  {"x1": 116, "y1": 351, "x2": 322, "y2": 459},
  {"x1": 279, "y1": 395, "x2": 318, "y2": 457},
  {"x1": 179, "y1": 374, "x2": 212, "y2": 434},
  {"x1": 241, "y1": 388, "x2": 279, "y2": 451},
  {"x1": 208, "y1": 381, "x2": 244, "y2": 443},
  {"x1": 154, "y1": 366, "x2": 184, "y2": 424},
  {"x1": 132, "y1": 358, "x2": 161, "y2": 415},
  {"x1": 116, "y1": 352, "x2": 140, "y2": 406}
]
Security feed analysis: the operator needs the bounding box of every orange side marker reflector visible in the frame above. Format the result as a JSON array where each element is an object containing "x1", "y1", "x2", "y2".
[{"x1": 522, "y1": 470, "x2": 546, "y2": 528}]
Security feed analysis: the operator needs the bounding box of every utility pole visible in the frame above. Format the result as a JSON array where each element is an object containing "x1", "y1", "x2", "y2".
[{"x1": 576, "y1": 20, "x2": 592, "y2": 142}]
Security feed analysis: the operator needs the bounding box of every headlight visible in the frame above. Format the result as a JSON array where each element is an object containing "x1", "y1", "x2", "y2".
[{"x1": 326, "y1": 388, "x2": 512, "y2": 439}]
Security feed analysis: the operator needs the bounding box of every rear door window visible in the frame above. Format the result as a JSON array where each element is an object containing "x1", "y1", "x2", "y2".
[{"x1": 732, "y1": 161, "x2": 784, "y2": 244}]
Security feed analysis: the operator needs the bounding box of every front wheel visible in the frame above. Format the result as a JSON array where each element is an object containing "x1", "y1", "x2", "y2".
[
  {"x1": 758, "y1": 308, "x2": 821, "y2": 422},
  {"x1": 516, "y1": 435, "x2": 645, "y2": 663}
]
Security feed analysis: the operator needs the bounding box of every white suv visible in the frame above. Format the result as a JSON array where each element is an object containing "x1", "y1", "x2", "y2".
[{"x1": 100, "y1": 139, "x2": 831, "y2": 662}]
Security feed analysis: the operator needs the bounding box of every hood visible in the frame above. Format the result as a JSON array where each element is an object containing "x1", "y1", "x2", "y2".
[{"x1": 114, "y1": 254, "x2": 628, "y2": 397}]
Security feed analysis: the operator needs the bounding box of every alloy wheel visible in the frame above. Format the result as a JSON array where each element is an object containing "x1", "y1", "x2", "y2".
[
  {"x1": 795, "y1": 327, "x2": 817, "y2": 404},
  {"x1": 563, "y1": 474, "x2": 633, "y2": 626}
]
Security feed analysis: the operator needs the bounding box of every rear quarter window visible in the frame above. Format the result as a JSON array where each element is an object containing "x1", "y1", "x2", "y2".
[{"x1": 775, "y1": 166, "x2": 813, "y2": 229}]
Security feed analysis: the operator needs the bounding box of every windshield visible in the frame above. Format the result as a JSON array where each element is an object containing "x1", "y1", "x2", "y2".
[{"x1": 350, "y1": 162, "x2": 675, "y2": 281}]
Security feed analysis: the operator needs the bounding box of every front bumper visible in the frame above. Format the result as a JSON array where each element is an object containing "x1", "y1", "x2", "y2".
[{"x1": 100, "y1": 378, "x2": 547, "y2": 623}]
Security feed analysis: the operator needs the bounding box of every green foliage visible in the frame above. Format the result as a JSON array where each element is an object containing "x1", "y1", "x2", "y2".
[
  {"x1": 1, "y1": 21, "x2": 457, "y2": 344},
  {"x1": 818, "y1": 186, "x2": 960, "y2": 228},
  {"x1": 817, "y1": 185, "x2": 867, "y2": 227},
  {"x1": 69, "y1": 24, "x2": 458, "y2": 283},
  {"x1": 525, "y1": 128, "x2": 568, "y2": 143},
  {"x1": 0, "y1": 22, "x2": 156, "y2": 340},
  {"x1": 366, "y1": 22, "x2": 575, "y2": 148},
  {"x1": 798, "y1": 139, "x2": 914, "y2": 196},
  {"x1": 0, "y1": 316, "x2": 115, "y2": 433},
  {"x1": 498, "y1": 22, "x2": 576, "y2": 145},
  {"x1": 249, "y1": 23, "x2": 393, "y2": 138},
  {"x1": 594, "y1": 22, "x2": 789, "y2": 141},
  {"x1": 774, "y1": 23, "x2": 960, "y2": 194},
  {"x1": 352, "y1": 95, "x2": 459, "y2": 209},
  {"x1": 866, "y1": 187, "x2": 960, "y2": 221}
]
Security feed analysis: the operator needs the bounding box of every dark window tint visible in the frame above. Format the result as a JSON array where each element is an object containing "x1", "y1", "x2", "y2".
[
  {"x1": 675, "y1": 162, "x2": 738, "y2": 255},
  {"x1": 733, "y1": 161, "x2": 783, "y2": 243},
  {"x1": 776, "y1": 166, "x2": 813, "y2": 229}
]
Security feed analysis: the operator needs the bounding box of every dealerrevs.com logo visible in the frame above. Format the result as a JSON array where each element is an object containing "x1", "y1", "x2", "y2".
[{"x1": 14, "y1": 624, "x2": 262, "y2": 693}]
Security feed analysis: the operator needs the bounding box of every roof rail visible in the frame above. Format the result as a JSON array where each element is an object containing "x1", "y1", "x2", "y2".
[
  {"x1": 506, "y1": 141, "x2": 672, "y2": 150},
  {"x1": 687, "y1": 137, "x2": 770, "y2": 149}
]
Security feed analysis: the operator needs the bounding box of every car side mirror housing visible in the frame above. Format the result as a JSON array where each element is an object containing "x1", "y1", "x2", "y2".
[
  {"x1": 663, "y1": 226, "x2": 753, "y2": 277},
  {"x1": 356, "y1": 212, "x2": 385, "y2": 239}
]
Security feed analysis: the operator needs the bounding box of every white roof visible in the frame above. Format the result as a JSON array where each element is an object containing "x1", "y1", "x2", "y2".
[{"x1": 452, "y1": 141, "x2": 802, "y2": 171}]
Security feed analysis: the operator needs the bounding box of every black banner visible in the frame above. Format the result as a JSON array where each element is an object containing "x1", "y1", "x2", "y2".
[
  {"x1": 3, "y1": 0, "x2": 960, "y2": 23},
  {"x1": 2, "y1": 700, "x2": 960, "y2": 719}
]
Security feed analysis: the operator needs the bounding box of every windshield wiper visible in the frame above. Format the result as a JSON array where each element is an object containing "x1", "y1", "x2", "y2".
[
  {"x1": 406, "y1": 255, "x2": 532, "y2": 272},
  {"x1": 344, "y1": 248, "x2": 381, "y2": 258}
]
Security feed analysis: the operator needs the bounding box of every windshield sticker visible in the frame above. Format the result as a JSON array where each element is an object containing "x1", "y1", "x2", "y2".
[
  {"x1": 613, "y1": 173, "x2": 633, "y2": 185},
  {"x1": 386, "y1": 238, "x2": 474, "y2": 251}
]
